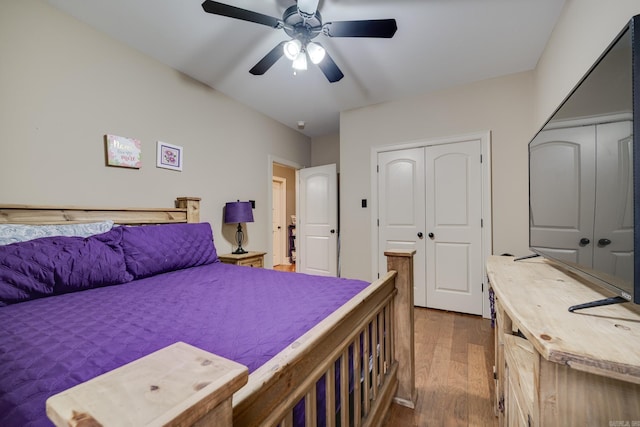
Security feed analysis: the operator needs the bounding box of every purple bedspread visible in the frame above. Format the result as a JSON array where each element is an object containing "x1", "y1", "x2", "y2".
[{"x1": 0, "y1": 263, "x2": 368, "y2": 426}]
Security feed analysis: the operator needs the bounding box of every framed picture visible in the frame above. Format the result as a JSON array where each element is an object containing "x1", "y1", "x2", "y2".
[
  {"x1": 105, "y1": 135, "x2": 142, "y2": 169},
  {"x1": 156, "y1": 141, "x2": 183, "y2": 171}
]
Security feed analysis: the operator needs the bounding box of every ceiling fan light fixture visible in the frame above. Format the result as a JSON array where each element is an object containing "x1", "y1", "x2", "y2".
[
  {"x1": 292, "y1": 52, "x2": 308, "y2": 70},
  {"x1": 283, "y1": 39, "x2": 302, "y2": 60},
  {"x1": 306, "y1": 42, "x2": 325, "y2": 64}
]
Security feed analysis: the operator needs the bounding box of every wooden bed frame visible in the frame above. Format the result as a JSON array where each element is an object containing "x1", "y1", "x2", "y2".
[{"x1": 0, "y1": 197, "x2": 416, "y2": 427}]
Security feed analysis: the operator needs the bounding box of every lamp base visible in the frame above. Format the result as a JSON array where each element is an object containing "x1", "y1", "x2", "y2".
[{"x1": 232, "y1": 223, "x2": 249, "y2": 255}]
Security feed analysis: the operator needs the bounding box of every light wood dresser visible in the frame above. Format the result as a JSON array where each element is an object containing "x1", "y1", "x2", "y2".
[
  {"x1": 218, "y1": 251, "x2": 266, "y2": 268},
  {"x1": 487, "y1": 255, "x2": 640, "y2": 426}
]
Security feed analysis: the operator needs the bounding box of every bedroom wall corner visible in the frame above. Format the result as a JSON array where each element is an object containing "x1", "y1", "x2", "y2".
[{"x1": 311, "y1": 133, "x2": 340, "y2": 171}]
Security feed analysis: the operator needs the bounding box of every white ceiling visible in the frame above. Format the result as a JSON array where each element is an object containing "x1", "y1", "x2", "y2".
[{"x1": 46, "y1": 0, "x2": 566, "y2": 138}]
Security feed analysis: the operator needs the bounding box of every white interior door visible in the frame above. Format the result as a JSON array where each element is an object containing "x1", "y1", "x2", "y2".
[
  {"x1": 377, "y1": 138, "x2": 486, "y2": 314},
  {"x1": 377, "y1": 148, "x2": 427, "y2": 306},
  {"x1": 425, "y1": 140, "x2": 483, "y2": 315},
  {"x1": 272, "y1": 177, "x2": 286, "y2": 266},
  {"x1": 297, "y1": 164, "x2": 338, "y2": 276}
]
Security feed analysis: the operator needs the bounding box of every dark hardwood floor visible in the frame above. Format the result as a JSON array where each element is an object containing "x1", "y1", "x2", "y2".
[{"x1": 384, "y1": 308, "x2": 497, "y2": 427}]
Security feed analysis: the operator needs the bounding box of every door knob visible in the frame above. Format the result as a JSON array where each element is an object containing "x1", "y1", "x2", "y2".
[
  {"x1": 428, "y1": 232, "x2": 435, "y2": 239},
  {"x1": 598, "y1": 238, "x2": 612, "y2": 246},
  {"x1": 579, "y1": 238, "x2": 590, "y2": 246},
  {"x1": 330, "y1": 229, "x2": 336, "y2": 234},
  {"x1": 417, "y1": 232, "x2": 424, "y2": 239}
]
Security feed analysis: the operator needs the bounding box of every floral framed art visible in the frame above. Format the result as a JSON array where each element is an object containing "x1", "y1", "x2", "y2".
[
  {"x1": 156, "y1": 141, "x2": 183, "y2": 171},
  {"x1": 105, "y1": 134, "x2": 142, "y2": 169}
]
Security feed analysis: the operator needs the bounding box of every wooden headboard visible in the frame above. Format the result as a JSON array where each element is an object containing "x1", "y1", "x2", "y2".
[{"x1": 0, "y1": 197, "x2": 201, "y2": 225}]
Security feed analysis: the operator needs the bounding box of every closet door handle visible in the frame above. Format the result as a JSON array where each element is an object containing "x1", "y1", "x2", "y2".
[
  {"x1": 330, "y1": 229, "x2": 336, "y2": 234},
  {"x1": 428, "y1": 232, "x2": 435, "y2": 239},
  {"x1": 598, "y1": 238, "x2": 611, "y2": 246},
  {"x1": 417, "y1": 232, "x2": 424, "y2": 239}
]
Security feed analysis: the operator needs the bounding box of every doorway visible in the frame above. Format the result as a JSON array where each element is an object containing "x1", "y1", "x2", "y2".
[
  {"x1": 272, "y1": 177, "x2": 287, "y2": 266},
  {"x1": 272, "y1": 162, "x2": 298, "y2": 270}
]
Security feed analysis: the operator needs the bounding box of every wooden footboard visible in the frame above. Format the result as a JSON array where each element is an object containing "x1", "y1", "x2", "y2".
[{"x1": 233, "y1": 250, "x2": 416, "y2": 427}]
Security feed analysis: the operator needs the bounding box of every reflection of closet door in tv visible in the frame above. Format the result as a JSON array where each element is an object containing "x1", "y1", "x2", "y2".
[
  {"x1": 592, "y1": 121, "x2": 633, "y2": 281},
  {"x1": 529, "y1": 126, "x2": 596, "y2": 266},
  {"x1": 530, "y1": 120, "x2": 633, "y2": 279}
]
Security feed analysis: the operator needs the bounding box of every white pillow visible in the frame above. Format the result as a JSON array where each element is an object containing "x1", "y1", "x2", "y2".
[{"x1": 0, "y1": 221, "x2": 114, "y2": 245}]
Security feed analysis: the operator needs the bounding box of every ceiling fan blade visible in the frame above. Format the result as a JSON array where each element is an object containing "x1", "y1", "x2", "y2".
[
  {"x1": 249, "y1": 41, "x2": 287, "y2": 75},
  {"x1": 324, "y1": 19, "x2": 398, "y2": 38},
  {"x1": 202, "y1": 1, "x2": 281, "y2": 28},
  {"x1": 316, "y1": 50, "x2": 344, "y2": 83}
]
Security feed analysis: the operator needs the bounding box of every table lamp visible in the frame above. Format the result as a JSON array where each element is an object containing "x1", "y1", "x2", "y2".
[{"x1": 224, "y1": 201, "x2": 254, "y2": 254}]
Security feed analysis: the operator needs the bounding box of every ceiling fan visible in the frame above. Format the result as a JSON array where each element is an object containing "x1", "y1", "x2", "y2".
[{"x1": 201, "y1": 0, "x2": 397, "y2": 82}]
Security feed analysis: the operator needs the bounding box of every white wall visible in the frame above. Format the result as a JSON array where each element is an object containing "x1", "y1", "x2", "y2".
[
  {"x1": 340, "y1": 0, "x2": 640, "y2": 282},
  {"x1": 340, "y1": 72, "x2": 535, "y2": 280},
  {"x1": 534, "y1": 0, "x2": 640, "y2": 127},
  {"x1": 0, "y1": 0, "x2": 311, "y2": 255}
]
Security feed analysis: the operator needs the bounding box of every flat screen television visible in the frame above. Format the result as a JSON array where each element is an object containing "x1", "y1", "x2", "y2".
[{"x1": 527, "y1": 15, "x2": 640, "y2": 311}]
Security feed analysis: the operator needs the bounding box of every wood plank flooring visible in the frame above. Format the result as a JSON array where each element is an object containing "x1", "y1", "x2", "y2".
[{"x1": 384, "y1": 308, "x2": 497, "y2": 427}]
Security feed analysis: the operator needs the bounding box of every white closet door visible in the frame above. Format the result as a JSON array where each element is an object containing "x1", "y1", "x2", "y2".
[
  {"x1": 377, "y1": 148, "x2": 427, "y2": 306},
  {"x1": 425, "y1": 140, "x2": 483, "y2": 315},
  {"x1": 377, "y1": 140, "x2": 485, "y2": 314}
]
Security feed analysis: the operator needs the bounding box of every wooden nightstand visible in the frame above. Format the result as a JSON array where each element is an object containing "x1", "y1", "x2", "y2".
[{"x1": 218, "y1": 252, "x2": 266, "y2": 268}]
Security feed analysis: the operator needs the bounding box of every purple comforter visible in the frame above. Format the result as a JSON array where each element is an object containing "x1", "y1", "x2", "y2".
[{"x1": 0, "y1": 263, "x2": 368, "y2": 426}]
